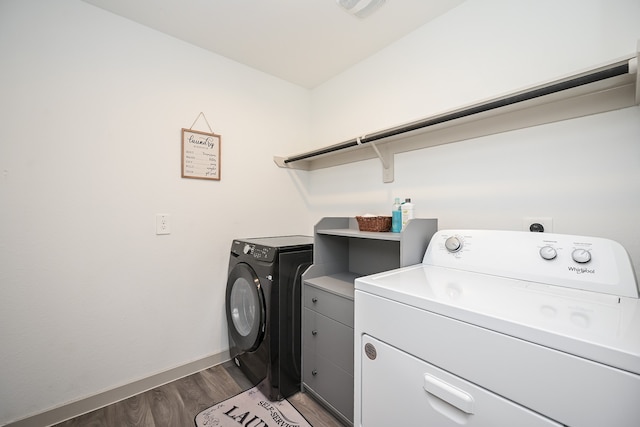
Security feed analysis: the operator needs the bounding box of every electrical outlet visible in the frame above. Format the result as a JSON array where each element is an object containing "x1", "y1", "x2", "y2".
[
  {"x1": 522, "y1": 217, "x2": 552, "y2": 233},
  {"x1": 156, "y1": 214, "x2": 171, "y2": 235}
]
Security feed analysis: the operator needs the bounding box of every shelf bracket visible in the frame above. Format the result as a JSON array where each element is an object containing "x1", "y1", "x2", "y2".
[{"x1": 359, "y1": 136, "x2": 394, "y2": 183}]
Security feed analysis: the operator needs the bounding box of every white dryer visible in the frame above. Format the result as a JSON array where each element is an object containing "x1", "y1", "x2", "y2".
[{"x1": 354, "y1": 230, "x2": 640, "y2": 427}]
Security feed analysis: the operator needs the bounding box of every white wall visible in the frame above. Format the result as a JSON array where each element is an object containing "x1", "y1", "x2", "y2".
[
  {"x1": 2, "y1": 0, "x2": 640, "y2": 424},
  {"x1": 0, "y1": 0, "x2": 312, "y2": 424},
  {"x1": 307, "y1": 0, "x2": 640, "y2": 272}
]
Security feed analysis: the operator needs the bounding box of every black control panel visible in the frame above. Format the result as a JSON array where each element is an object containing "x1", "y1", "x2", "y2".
[{"x1": 231, "y1": 240, "x2": 276, "y2": 263}]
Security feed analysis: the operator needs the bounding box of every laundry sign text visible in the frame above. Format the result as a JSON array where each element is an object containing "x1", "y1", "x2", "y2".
[{"x1": 181, "y1": 128, "x2": 221, "y2": 180}]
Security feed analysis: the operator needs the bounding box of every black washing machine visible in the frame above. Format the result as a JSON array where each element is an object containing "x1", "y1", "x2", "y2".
[{"x1": 226, "y1": 235, "x2": 313, "y2": 401}]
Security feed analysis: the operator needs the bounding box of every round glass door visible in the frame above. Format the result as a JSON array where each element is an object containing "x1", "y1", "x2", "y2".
[{"x1": 225, "y1": 263, "x2": 265, "y2": 352}]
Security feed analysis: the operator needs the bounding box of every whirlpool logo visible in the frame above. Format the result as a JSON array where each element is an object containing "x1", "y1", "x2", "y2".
[{"x1": 568, "y1": 266, "x2": 596, "y2": 274}]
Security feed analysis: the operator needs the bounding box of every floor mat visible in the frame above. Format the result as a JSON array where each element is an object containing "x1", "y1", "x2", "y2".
[{"x1": 195, "y1": 380, "x2": 312, "y2": 427}]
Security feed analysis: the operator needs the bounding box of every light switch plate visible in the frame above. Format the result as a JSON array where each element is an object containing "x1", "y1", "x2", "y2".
[{"x1": 156, "y1": 214, "x2": 170, "y2": 235}]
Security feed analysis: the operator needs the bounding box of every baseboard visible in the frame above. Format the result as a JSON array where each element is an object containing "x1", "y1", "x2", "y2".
[{"x1": 6, "y1": 351, "x2": 230, "y2": 427}]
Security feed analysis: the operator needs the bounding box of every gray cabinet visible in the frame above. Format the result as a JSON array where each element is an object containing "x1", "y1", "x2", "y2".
[{"x1": 302, "y1": 217, "x2": 438, "y2": 425}]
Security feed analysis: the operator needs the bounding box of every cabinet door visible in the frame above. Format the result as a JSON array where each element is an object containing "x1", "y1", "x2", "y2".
[
  {"x1": 360, "y1": 335, "x2": 561, "y2": 427},
  {"x1": 304, "y1": 349, "x2": 354, "y2": 422},
  {"x1": 304, "y1": 308, "x2": 354, "y2": 374},
  {"x1": 304, "y1": 285, "x2": 353, "y2": 327}
]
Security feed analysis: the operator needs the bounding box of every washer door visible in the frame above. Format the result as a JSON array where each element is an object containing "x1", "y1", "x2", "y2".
[{"x1": 226, "y1": 262, "x2": 266, "y2": 353}]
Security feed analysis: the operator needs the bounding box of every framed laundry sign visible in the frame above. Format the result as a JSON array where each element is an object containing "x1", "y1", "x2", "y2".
[{"x1": 181, "y1": 128, "x2": 221, "y2": 180}]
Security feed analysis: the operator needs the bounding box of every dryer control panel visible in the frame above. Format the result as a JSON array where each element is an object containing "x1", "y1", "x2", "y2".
[
  {"x1": 231, "y1": 240, "x2": 276, "y2": 262},
  {"x1": 424, "y1": 230, "x2": 638, "y2": 298}
]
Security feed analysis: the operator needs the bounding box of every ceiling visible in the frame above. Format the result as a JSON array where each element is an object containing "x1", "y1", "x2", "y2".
[{"x1": 82, "y1": 0, "x2": 465, "y2": 88}]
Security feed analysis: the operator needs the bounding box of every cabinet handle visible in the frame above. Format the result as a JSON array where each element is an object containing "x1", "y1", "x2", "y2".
[
  {"x1": 312, "y1": 297, "x2": 318, "y2": 303},
  {"x1": 312, "y1": 370, "x2": 318, "y2": 376},
  {"x1": 312, "y1": 330, "x2": 318, "y2": 336}
]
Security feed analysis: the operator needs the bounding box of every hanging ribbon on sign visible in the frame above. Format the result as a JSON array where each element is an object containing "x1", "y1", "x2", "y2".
[{"x1": 189, "y1": 111, "x2": 214, "y2": 133}]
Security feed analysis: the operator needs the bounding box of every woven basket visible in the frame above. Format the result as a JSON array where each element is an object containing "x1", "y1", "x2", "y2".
[{"x1": 356, "y1": 216, "x2": 392, "y2": 232}]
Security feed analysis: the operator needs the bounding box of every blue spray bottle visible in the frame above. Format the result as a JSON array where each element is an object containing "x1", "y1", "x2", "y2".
[{"x1": 391, "y1": 197, "x2": 402, "y2": 233}]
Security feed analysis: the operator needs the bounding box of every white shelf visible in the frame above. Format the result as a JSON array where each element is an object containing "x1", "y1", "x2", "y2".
[{"x1": 275, "y1": 51, "x2": 639, "y2": 183}]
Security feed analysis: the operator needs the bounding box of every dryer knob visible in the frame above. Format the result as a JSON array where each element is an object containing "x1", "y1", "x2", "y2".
[
  {"x1": 572, "y1": 248, "x2": 592, "y2": 264},
  {"x1": 243, "y1": 244, "x2": 253, "y2": 255},
  {"x1": 539, "y1": 246, "x2": 557, "y2": 260},
  {"x1": 445, "y1": 236, "x2": 463, "y2": 253}
]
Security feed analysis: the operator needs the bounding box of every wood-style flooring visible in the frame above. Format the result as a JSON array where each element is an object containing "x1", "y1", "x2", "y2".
[{"x1": 54, "y1": 360, "x2": 345, "y2": 427}]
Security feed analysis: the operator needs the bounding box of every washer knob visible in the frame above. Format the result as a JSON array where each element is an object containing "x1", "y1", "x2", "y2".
[
  {"x1": 445, "y1": 236, "x2": 463, "y2": 253},
  {"x1": 539, "y1": 246, "x2": 557, "y2": 260},
  {"x1": 572, "y1": 248, "x2": 591, "y2": 264},
  {"x1": 243, "y1": 244, "x2": 253, "y2": 255}
]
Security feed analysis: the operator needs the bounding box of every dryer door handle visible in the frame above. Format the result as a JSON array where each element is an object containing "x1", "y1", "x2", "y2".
[{"x1": 423, "y1": 373, "x2": 475, "y2": 414}]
